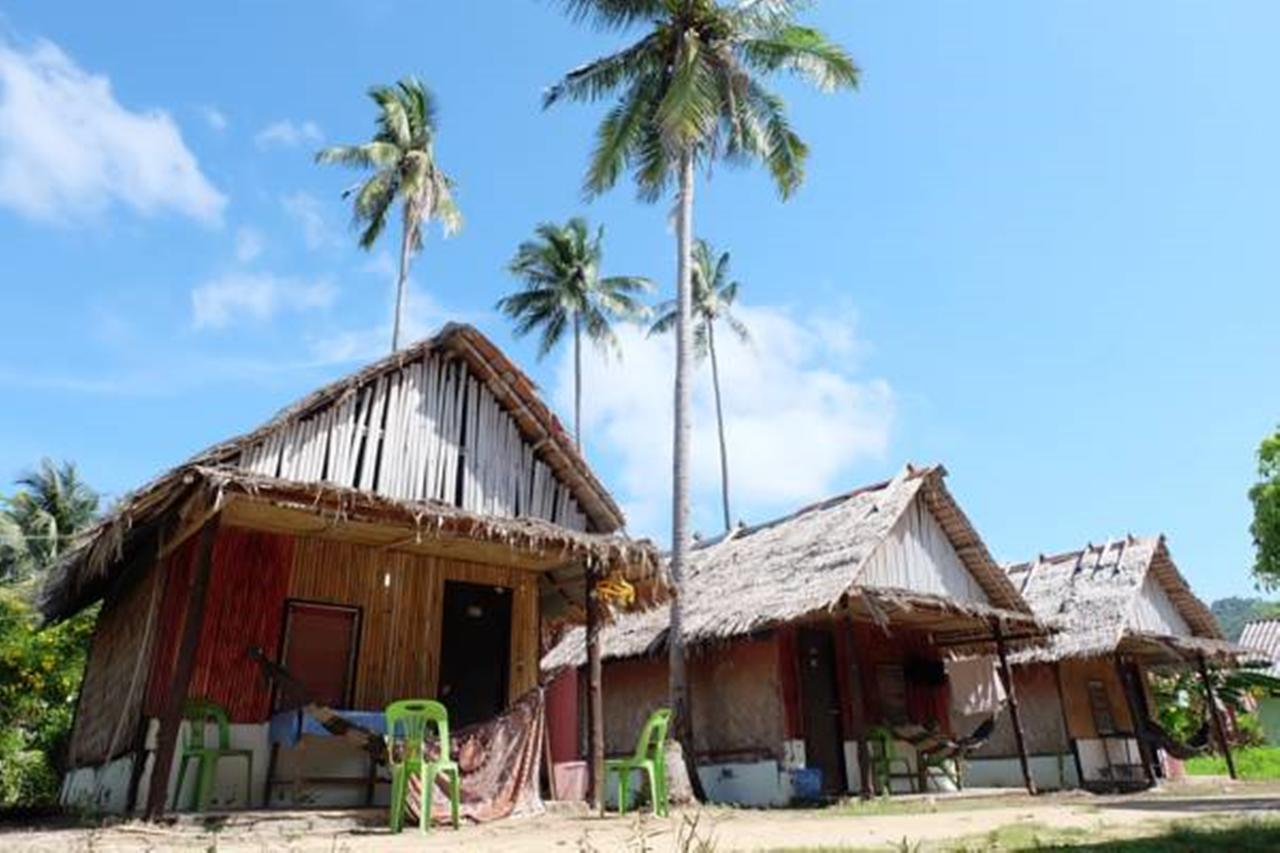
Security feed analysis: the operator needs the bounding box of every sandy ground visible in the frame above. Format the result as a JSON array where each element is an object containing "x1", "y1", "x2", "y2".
[{"x1": 4, "y1": 782, "x2": 1279, "y2": 852}]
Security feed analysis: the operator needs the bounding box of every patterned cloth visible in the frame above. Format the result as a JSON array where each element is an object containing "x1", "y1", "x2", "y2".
[{"x1": 404, "y1": 689, "x2": 545, "y2": 825}]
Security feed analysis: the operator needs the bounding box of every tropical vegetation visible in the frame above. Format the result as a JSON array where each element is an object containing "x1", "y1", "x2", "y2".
[
  {"x1": 317, "y1": 77, "x2": 462, "y2": 352},
  {"x1": 0, "y1": 460, "x2": 100, "y2": 810},
  {"x1": 1249, "y1": 426, "x2": 1280, "y2": 590},
  {"x1": 545, "y1": 0, "x2": 857, "y2": 775},
  {"x1": 497, "y1": 217, "x2": 652, "y2": 448},
  {"x1": 650, "y1": 238, "x2": 750, "y2": 532}
]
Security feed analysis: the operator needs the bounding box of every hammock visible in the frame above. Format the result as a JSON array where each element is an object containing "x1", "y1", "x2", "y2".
[
  {"x1": 891, "y1": 715, "x2": 997, "y2": 761},
  {"x1": 1138, "y1": 718, "x2": 1212, "y2": 761}
]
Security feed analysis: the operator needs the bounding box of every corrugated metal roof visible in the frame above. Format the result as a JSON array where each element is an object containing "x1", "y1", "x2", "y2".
[{"x1": 1239, "y1": 618, "x2": 1280, "y2": 677}]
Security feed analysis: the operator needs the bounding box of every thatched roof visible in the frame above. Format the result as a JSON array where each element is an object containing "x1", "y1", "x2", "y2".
[
  {"x1": 40, "y1": 464, "x2": 662, "y2": 623},
  {"x1": 1240, "y1": 618, "x2": 1280, "y2": 677},
  {"x1": 1006, "y1": 536, "x2": 1241, "y2": 664},
  {"x1": 187, "y1": 323, "x2": 623, "y2": 532},
  {"x1": 544, "y1": 464, "x2": 1045, "y2": 671}
]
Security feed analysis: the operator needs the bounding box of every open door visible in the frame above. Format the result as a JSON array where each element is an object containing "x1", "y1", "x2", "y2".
[
  {"x1": 798, "y1": 627, "x2": 847, "y2": 793},
  {"x1": 275, "y1": 601, "x2": 361, "y2": 710},
  {"x1": 438, "y1": 582, "x2": 512, "y2": 728}
]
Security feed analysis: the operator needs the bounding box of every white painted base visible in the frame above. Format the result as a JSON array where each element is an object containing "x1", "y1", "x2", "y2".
[
  {"x1": 1076, "y1": 737, "x2": 1144, "y2": 784},
  {"x1": 61, "y1": 754, "x2": 135, "y2": 813},
  {"x1": 963, "y1": 755, "x2": 1079, "y2": 790}
]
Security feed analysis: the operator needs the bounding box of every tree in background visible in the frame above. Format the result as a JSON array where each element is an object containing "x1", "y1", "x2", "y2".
[
  {"x1": 650, "y1": 239, "x2": 750, "y2": 532},
  {"x1": 1211, "y1": 596, "x2": 1280, "y2": 643},
  {"x1": 318, "y1": 78, "x2": 462, "y2": 352},
  {"x1": 497, "y1": 218, "x2": 651, "y2": 449},
  {"x1": 0, "y1": 460, "x2": 100, "y2": 809},
  {"x1": 1250, "y1": 426, "x2": 1280, "y2": 590},
  {"x1": 0, "y1": 460, "x2": 99, "y2": 585},
  {"x1": 546, "y1": 0, "x2": 857, "y2": 786}
]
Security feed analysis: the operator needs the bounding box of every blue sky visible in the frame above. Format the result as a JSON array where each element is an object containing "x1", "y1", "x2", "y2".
[{"x1": 1, "y1": 2, "x2": 1277, "y2": 603}]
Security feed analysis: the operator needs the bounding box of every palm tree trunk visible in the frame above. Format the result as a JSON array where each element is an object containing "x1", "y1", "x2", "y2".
[
  {"x1": 669, "y1": 147, "x2": 704, "y2": 801},
  {"x1": 707, "y1": 320, "x2": 731, "y2": 532},
  {"x1": 392, "y1": 205, "x2": 414, "y2": 352},
  {"x1": 573, "y1": 314, "x2": 583, "y2": 450}
]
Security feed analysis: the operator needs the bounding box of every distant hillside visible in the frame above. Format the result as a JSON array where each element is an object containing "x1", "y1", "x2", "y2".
[{"x1": 1211, "y1": 596, "x2": 1280, "y2": 641}]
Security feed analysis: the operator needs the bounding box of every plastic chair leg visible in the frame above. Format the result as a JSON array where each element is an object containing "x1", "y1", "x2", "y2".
[
  {"x1": 173, "y1": 756, "x2": 190, "y2": 810},
  {"x1": 419, "y1": 766, "x2": 434, "y2": 834},
  {"x1": 388, "y1": 769, "x2": 405, "y2": 832},
  {"x1": 645, "y1": 766, "x2": 660, "y2": 816},
  {"x1": 196, "y1": 755, "x2": 218, "y2": 811},
  {"x1": 617, "y1": 768, "x2": 630, "y2": 816},
  {"x1": 449, "y1": 769, "x2": 460, "y2": 829}
]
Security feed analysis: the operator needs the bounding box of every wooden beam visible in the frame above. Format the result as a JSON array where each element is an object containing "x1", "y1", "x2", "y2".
[
  {"x1": 584, "y1": 565, "x2": 605, "y2": 814},
  {"x1": 1052, "y1": 662, "x2": 1085, "y2": 788},
  {"x1": 1114, "y1": 656, "x2": 1159, "y2": 787},
  {"x1": 144, "y1": 517, "x2": 219, "y2": 819},
  {"x1": 993, "y1": 619, "x2": 1037, "y2": 795},
  {"x1": 841, "y1": 612, "x2": 873, "y2": 799},
  {"x1": 1197, "y1": 653, "x2": 1237, "y2": 780}
]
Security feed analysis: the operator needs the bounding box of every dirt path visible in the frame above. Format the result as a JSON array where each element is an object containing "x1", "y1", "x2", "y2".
[{"x1": 4, "y1": 787, "x2": 1278, "y2": 851}]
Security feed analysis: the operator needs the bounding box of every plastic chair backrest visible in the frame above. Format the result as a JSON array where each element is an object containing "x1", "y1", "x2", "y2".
[
  {"x1": 632, "y1": 707, "x2": 672, "y2": 763},
  {"x1": 385, "y1": 699, "x2": 451, "y2": 764},
  {"x1": 182, "y1": 698, "x2": 231, "y2": 751},
  {"x1": 867, "y1": 725, "x2": 896, "y2": 760}
]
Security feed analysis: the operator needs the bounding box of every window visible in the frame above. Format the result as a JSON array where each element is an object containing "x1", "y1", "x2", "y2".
[
  {"x1": 1087, "y1": 679, "x2": 1118, "y2": 735},
  {"x1": 275, "y1": 601, "x2": 361, "y2": 710},
  {"x1": 876, "y1": 664, "x2": 909, "y2": 724}
]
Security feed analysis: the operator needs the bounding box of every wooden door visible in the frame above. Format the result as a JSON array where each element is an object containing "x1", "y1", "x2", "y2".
[
  {"x1": 276, "y1": 601, "x2": 361, "y2": 710},
  {"x1": 438, "y1": 582, "x2": 512, "y2": 728},
  {"x1": 798, "y1": 627, "x2": 847, "y2": 793}
]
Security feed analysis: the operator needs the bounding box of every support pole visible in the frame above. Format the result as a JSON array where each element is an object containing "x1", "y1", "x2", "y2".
[
  {"x1": 144, "y1": 517, "x2": 219, "y2": 819},
  {"x1": 1114, "y1": 656, "x2": 1159, "y2": 787},
  {"x1": 1052, "y1": 662, "x2": 1085, "y2": 788},
  {"x1": 585, "y1": 565, "x2": 605, "y2": 813},
  {"x1": 1197, "y1": 653, "x2": 1237, "y2": 780},
  {"x1": 844, "y1": 615, "x2": 873, "y2": 799},
  {"x1": 993, "y1": 619, "x2": 1037, "y2": 795}
]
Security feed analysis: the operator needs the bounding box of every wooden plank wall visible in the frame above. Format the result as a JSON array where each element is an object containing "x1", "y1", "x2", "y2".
[
  {"x1": 68, "y1": 562, "x2": 163, "y2": 765},
  {"x1": 288, "y1": 535, "x2": 539, "y2": 711},
  {"x1": 1058, "y1": 657, "x2": 1134, "y2": 739}
]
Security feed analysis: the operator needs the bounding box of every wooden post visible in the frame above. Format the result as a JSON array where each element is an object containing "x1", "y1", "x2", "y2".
[
  {"x1": 1197, "y1": 653, "x2": 1237, "y2": 780},
  {"x1": 993, "y1": 619, "x2": 1037, "y2": 795},
  {"x1": 144, "y1": 518, "x2": 219, "y2": 819},
  {"x1": 1052, "y1": 662, "x2": 1085, "y2": 788},
  {"x1": 1114, "y1": 656, "x2": 1159, "y2": 787},
  {"x1": 584, "y1": 565, "x2": 605, "y2": 814},
  {"x1": 844, "y1": 616, "x2": 873, "y2": 799}
]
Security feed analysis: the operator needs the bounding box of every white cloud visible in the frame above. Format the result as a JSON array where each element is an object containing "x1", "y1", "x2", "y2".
[
  {"x1": 254, "y1": 119, "x2": 322, "y2": 149},
  {"x1": 282, "y1": 190, "x2": 335, "y2": 250},
  {"x1": 0, "y1": 36, "x2": 226, "y2": 224},
  {"x1": 558, "y1": 303, "x2": 894, "y2": 538},
  {"x1": 191, "y1": 272, "x2": 336, "y2": 330},
  {"x1": 234, "y1": 226, "x2": 265, "y2": 263},
  {"x1": 305, "y1": 284, "x2": 449, "y2": 364},
  {"x1": 201, "y1": 105, "x2": 227, "y2": 132}
]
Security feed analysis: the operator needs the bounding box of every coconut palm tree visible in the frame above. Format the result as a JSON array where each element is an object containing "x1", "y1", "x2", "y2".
[
  {"x1": 0, "y1": 459, "x2": 100, "y2": 584},
  {"x1": 545, "y1": 0, "x2": 857, "y2": 778},
  {"x1": 317, "y1": 77, "x2": 462, "y2": 352},
  {"x1": 497, "y1": 218, "x2": 652, "y2": 449},
  {"x1": 650, "y1": 239, "x2": 750, "y2": 532}
]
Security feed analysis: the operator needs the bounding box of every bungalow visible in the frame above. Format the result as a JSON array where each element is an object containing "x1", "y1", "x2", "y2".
[
  {"x1": 41, "y1": 324, "x2": 661, "y2": 817},
  {"x1": 543, "y1": 464, "x2": 1047, "y2": 806},
  {"x1": 973, "y1": 536, "x2": 1244, "y2": 791},
  {"x1": 1239, "y1": 617, "x2": 1280, "y2": 741}
]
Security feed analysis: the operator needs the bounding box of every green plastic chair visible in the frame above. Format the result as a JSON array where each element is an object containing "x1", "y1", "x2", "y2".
[
  {"x1": 606, "y1": 707, "x2": 672, "y2": 816},
  {"x1": 172, "y1": 698, "x2": 253, "y2": 811},
  {"x1": 384, "y1": 699, "x2": 460, "y2": 833},
  {"x1": 866, "y1": 725, "x2": 916, "y2": 794}
]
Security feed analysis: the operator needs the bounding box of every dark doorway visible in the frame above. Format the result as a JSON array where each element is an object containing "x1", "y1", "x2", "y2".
[
  {"x1": 276, "y1": 601, "x2": 361, "y2": 710},
  {"x1": 798, "y1": 627, "x2": 847, "y2": 793},
  {"x1": 438, "y1": 582, "x2": 512, "y2": 729}
]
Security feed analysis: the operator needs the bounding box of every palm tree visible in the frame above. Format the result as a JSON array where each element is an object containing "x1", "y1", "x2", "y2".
[
  {"x1": 497, "y1": 218, "x2": 651, "y2": 449},
  {"x1": 650, "y1": 239, "x2": 750, "y2": 532},
  {"x1": 0, "y1": 459, "x2": 100, "y2": 584},
  {"x1": 317, "y1": 78, "x2": 462, "y2": 352},
  {"x1": 546, "y1": 0, "x2": 857, "y2": 781}
]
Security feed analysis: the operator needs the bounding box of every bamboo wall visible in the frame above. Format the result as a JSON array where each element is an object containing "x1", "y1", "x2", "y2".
[
  {"x1": 1058, "y1": 657, "x2": 1134, "y2": 739},
  {"x1": 68, "y1": 560, "x2": 163, "y2": 766},
  {"x1": 86, "y1": 522, "x2": 543, "y2": 757}
]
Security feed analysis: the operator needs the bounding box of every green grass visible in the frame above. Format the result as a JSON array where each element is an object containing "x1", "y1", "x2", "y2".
[
  {"x1": 769, "y1": 816, "x2": 1280, "y2": 852},
  {"x1": 1184, "y1": 745, "x2": 1280, "y2": 780}
]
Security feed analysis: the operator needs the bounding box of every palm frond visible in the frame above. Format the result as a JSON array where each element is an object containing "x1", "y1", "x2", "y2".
[
  {"x1": 557, "y1": 0, "x2": 666, "y2": 31},
  {"x1": 738, "y1": 26, "x2": 860, "y2": 92},
  {"x1": 656, "y1": 30, "x2": 721, "y2": 149},
  {"x1": 544, "y1": 33, "x2": 664, "y2": 107}
]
